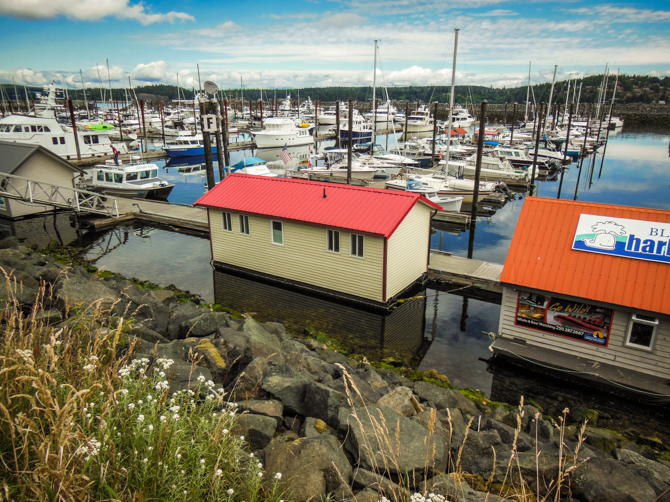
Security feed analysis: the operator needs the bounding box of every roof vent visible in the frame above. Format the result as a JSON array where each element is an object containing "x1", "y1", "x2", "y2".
[{"x1": 323, "y1": 188, "x2": 327, "y2": 198}]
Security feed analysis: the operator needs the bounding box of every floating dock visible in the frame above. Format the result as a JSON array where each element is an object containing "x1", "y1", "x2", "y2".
[{"x1": 427, "y1": 252, "x2": 503, "y2": 294}]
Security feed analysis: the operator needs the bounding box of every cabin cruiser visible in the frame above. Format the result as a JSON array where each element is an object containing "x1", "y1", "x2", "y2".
[
  {"x1": 77, "y1": 157, "x2": 173, "y2": 200},
  {"x1": 444, "y1": 154, "x2": 532, "y2": 183},
  {"x1": 0, "y1": 83, "x2": 127, "y2": 160},
  {"x1": 387, "y1": 173, "x2": 508, "y2": 204},
  {"x1": 251, "y1": 117, "x2": 314, "y2": 148},
  {"x1": 403, "y1": 105, "x2": 434, "y2": 136},
  {"x1": 227, "y1": 157, "x2": 278, "y2": 177}
]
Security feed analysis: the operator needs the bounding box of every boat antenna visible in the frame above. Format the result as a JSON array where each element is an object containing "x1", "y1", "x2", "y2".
[
  {"x1": 443, "y1": 28, "x2": 459, "y2": 176},
  {"x1": 372, "y1": 39, "x2": 377, "y2": 140}
]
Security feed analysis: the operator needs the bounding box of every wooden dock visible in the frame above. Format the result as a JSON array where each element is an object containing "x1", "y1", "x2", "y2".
[{"x1": 427, "y1": 252, "x2": 503, "y2": 293}]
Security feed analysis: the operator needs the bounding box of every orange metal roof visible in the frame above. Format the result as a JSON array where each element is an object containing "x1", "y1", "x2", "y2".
[
  {"x1": 195, "y1": 173, "x2": 442, "y2": 238},
  {"x1": 501, "y1": 198, "x2": 670, "y2": 316}
]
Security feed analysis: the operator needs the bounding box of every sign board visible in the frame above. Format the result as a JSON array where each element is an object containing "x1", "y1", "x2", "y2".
[
  {"x1": 514, "y1": 292, "x2": 613, "y2": 346},
  {"x1": 201, "y1": 114, "x2": 218, "y2": 133},
  {"x1": 573, "y1": 213, "x2": 670, "y2": 264}
]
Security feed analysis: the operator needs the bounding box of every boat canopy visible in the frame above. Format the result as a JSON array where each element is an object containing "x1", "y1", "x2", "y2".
[{"x1": 230, "y1": 157, "x2": 266, "y2": 171}]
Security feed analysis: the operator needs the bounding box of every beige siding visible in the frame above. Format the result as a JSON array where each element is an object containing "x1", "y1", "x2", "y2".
[
  {"x1": 4, "y1": 152, "x2": 78, "y2": 218},
  {"x1": 209, "y1": 209, "x2": 385, "y2": 302},
  {"x1": 499, "y1": 287, "x2": 670, "y2": 379},
  {"x1": 386, "y1": 203, "x2": 432, "y2": 299}
]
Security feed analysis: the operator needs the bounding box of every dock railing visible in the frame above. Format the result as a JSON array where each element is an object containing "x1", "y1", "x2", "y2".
[{"x1": 0, "y1": 172, "x2": 119, "y2": 218}]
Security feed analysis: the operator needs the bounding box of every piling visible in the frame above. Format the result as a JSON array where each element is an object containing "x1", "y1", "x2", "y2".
[
  {"x1": 470, "y1": 100, "x2": 487, "y2": 227},
  {"x1": 530, "y1": 102, "x2": 544, "y2": 193},
  {"x1": 335, "y1": 101, "x2": 341, "y2": 148},
  {"x1": 347, "y1": 99, "x2": 353, "y2": 185},
  {"x1": 67, "y1": 99, "x2": 81, "y2": 161}
]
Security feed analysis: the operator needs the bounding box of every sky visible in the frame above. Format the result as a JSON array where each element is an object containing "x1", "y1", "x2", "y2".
[{"x1": 0, "y1": 0, "x2": 669, "y2": 93}]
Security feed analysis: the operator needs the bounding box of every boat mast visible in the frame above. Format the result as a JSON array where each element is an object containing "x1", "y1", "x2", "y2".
[
  {"x1": 79, "y1": 69, "x2": 90, "y2": 118},
  {"x1": 443, "y1": 28, "x2": 459, "y2": 176},
  {"x1": 96, "y1": 63, "x2": 105, "y2": 103},
  {"x1": 106, "y1": 59, "x2": 113, "y2": 111},
  {"x1": 607, "y1": 69, "x2": 619, "y2": 123},
  {"x1": 563, "y1": 79, "x2": 570, "y2": 126},
  {"x1": 372, "y1": 39, "x2": 377, "y2": 140},
  {"x1": 524, "y1": 61, "x2": 531, "y2": 121},
  {"x1": 575, "y1": 80, "x2": 582, "y2": 117},
  {"x1": 544, "y1": 64, "x2": 557, "y2": 132}
]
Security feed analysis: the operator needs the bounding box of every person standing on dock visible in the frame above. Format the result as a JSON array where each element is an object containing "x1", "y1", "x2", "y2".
[{"x1": 112, "y1": 145, "x2": 119, "y2": 165}]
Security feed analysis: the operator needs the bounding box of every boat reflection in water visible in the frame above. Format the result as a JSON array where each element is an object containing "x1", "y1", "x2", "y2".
[{"x1": 213, "y1": 269, "x2": 433, "y2": 367}]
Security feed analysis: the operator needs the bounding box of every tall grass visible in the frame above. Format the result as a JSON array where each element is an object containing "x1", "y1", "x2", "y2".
[{"x1": 0, "y1": 280, "x2": 285, "y2": 501}]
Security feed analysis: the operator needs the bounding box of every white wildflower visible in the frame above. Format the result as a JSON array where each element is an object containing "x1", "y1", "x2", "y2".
[
  {"x1": 138, "y1": 414, "x2": 145, "y2": 423},
  {"x1": 215, "y1": 469, "x2": 223, "y2": 477},
  {"x1": 127, "y1": 403, "x2": 135, "y2": 410},
  {"x1": 274, "y1": 472, "x2": 282, "y2": 480},
  {"x1": 227, "y1": 488, "x2": 234, "y2": 495}
]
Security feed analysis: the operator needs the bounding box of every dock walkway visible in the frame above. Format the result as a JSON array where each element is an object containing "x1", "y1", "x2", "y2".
[{"x1": 427, "y1": 252, "x2": 503, "y2": 293}]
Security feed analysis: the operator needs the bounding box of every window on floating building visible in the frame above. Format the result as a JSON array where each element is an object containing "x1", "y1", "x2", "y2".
[
  {"x1": 625, "y1": 313, "x2": 658, "y2": 350},
  {"x1": 222, "y1": 212, "x2": 232, "y2": 232},
  {"x1": 271, "y1": 221, "x2": 283, "y2": 245},
  {"x1": 327, "y1": 229, "x2": 340, "y2": 253},
  {"x1": 350, "y1": 233, "x2": 364, "y2": 258},
  {"x1": 239, "y1": 214, "x2": 250, "y2": 235}
]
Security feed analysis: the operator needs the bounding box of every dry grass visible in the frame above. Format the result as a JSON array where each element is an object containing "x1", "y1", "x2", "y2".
[{"x1": 0, "y1": 277, "x2": 286, "y2": 502}]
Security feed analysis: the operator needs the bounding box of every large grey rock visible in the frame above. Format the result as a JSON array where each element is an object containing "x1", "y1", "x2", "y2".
[
  {"x1": 180, "y1": 311, "x2": 232, "y2": 338},
  {"x1": 167, "y1": 361, "x2": 213, "y2": 393},
  {"x1": 329, "y1": 371, "x2": 381, "y2": 408},
  {"x1": 354, "y1": 367, "x2": 391, "y2": 394},
  {"x1": 338, "y1": 405, "x2": 446, "y2": 475},
  {"x1": 238, "y1": 316, "x2": 284, "y2": 364},
  {"x1": 227, "y1": 356, "x2": 270, "y2": 400},
  {"x1": 0, "y1": 236, "x2": 20, "y2": 250},
  {"x1": 0, "y1": 248, "x2": 28, "y2": 269},
  {"x1": 0, "y1": 276, "x2": 39, "y2": 306},
  {"x1": 182, "y1": 337, "x2": 229, "y2": 379},
  {"x1": 236, "y1": 399, "x2": 283, "y2": 427},
  {"x1": 56, "y1": 274, "x2": 119, "y2": 310},
  {"x1": 453, "y1": 429, "x2": 505, "y2": 480},
  {"x1": 377, "y1": 385, "x2": 422, "y2": 417},
  {"x1": 352, "y1": 467, "x2": 410, "y2": 500},
  {"x1": 305, "y1": 380, "x2": 350, "y2": 427},
  {"x1": 481, "y1": 418, "x2": 534, "y2": 452},
  {"x1": 614, "y1": 448, "x2": 670, "y2": 499},
  {"x1": 261, "y1": 374, "x2": 311, "y2": 415},
  {"x1": 420, "y1": 473, "x2": 511, "y2": 502},
  {"x1": 264, "y1": 434, "x2": 352, "y2": 502},
  {"x1": 411, "y1": 410, "x2": 452, "y2": 450},
  {"x1": 584, "y1": 426, "x2": 623, "y2": 455},
  {"x1": 232, "y1": 413, "x2": 278, "y2": 450},
  {"x1": 572, "y1": 456, "x2": 657, "y2": 502},
  {"x1": 165, "y1": 302, "x2": 203, "y2": 340}
]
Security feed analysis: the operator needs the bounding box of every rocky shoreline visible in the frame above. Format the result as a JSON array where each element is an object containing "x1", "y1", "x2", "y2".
[{"x1": 1, "y1": 236, "x2": 669, "y2": 502}]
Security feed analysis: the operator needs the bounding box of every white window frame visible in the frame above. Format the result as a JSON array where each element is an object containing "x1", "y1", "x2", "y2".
[
  {"x1": 327, "y1": 229, "x2": 340, "y2": 253},
  {"x1": 222, "y1": 212, "x2": 232, "y2": 232},
  {"x1": 239, "y1": 214, "x2": 250, "y2": 235},
  {"x1": 350, "y1": 233, "x2": 364, "y2": 258},
  {"x1": 625, "y1": 313, "x2": 659, "y2": 351},
  {"x1": 271, "y1": 220, "x2": 283, "y2": 245}
]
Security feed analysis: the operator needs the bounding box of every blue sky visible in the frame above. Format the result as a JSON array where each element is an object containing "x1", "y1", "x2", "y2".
[{"x1": 1, "y1": 0, "x2": 669, "y2": 91}]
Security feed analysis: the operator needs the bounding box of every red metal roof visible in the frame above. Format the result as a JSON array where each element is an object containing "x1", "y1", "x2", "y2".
[
  {"x1": 501, "y1": 198, "x2": 670, "y2": 315},
  {"x1": 195, "y1": 174, "x2": 442, "y2": 238}
]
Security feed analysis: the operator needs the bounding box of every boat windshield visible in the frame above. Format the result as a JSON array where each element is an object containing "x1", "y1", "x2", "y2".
[
  {"x1": 140, "y1": 170, "x2": 157, "y2": 179},
  {"x1": 126, "y1": 172, "x2": 138, "y2": 181}
]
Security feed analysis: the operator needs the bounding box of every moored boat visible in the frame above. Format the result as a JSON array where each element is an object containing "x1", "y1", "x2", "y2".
[{"x1": 77, "y1": 158, "x2": 174, "y2": 200}]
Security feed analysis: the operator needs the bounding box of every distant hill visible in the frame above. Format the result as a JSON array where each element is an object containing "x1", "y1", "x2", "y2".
[{"x1": 1, "y1": 74, "x2": 668, "y2": 107}]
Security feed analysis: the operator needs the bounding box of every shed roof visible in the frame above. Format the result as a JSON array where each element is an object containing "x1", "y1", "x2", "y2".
[
  {"x1": 501, "y1": 197, "x2": 670, "y2": 315},
  {"x1": 0, "y1": 140, "x2": 85, "y2": 175},
  {"x1": 195, "y1": 173, "x2": 442, "y2": 238}
]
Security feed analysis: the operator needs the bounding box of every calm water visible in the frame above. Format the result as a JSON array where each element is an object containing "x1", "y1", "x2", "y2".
[{"x1": 6, "y1": 126, "x2": 670, "y2": 434}]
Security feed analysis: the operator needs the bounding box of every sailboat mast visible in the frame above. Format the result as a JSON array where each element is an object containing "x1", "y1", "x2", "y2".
[
  {"x1": 106, "y1": 59, "x2": 113, "y2": 109},
  {"x1": 79, "y1": 70, "x2": 89, "y2": 118},
  {"x1": 524, "y1": 62, "x2": 531, "y2": 121},
  {"x1": 575, "y1": 80, "x2": 582, "y2": 117},
  {"x1": 607, "y1": 69, "x2": 619, "y2": 124},
  {"x1": 563, "y1": 79, "x2": 570, "y2": 126},
  {"x1": 443, "y1": 28, "x2": 459, "y2": 175},
  {"x1": 545, "y1": 64, "x2": 557, "y2": 132},
  {"x1": 372, "y1": 39, "x2": 377, "y2": 139}
]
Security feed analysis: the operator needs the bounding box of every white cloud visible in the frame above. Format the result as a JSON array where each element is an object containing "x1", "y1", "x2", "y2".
[
  {"x1": 568, "y1": 5, "x2": 670, "y2": 23},
  {"x1": 131, "y1": 61, "x2": 169, "y2": 82},
  {"x1": 0, "y1": 0, "x2": 195, "y2": 24}
]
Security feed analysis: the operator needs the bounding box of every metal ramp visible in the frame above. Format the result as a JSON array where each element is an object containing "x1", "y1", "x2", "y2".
[{"x1": 0, "y1": 172, "x2": 119, "y2": 217}]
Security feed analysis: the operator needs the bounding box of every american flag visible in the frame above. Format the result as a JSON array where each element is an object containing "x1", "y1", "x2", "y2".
[{"x1": 280, "y1": 144, "x2": 292, "y2": 164}]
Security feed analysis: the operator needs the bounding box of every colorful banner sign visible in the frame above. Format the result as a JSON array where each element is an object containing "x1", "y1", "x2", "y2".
[
  {"x1": 573, "y1": 213, "x2": 670, "y2": 264},
  {"x1": 515, "y1": 292, "x2": 613, "y2": 346}
]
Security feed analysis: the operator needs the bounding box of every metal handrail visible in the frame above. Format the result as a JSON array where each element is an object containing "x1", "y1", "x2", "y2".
[{"x1": 0, "y1": 172, "x2": 119, "y2": 218}]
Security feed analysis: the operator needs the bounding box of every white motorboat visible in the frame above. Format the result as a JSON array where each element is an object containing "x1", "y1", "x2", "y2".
[
  {"x1": 0, "y1": 83, "x2": 127, "y2": 161},
  {"x1": 251, "y1": 117, "x2": 313, "y2": 148},
  {"x1": 403, "y1": 105, "x2": 434, "y2": 136},
  {"x1": 227, "y1": 157, "x2": 278, "y2": 177},
  {"x1": 450, "y1": 106, "x2": 475, "y2": 128},
  {"x1": 338, "y1": 110, "x2": 373, "y2": 145},
  {"x1": 318, "y1": 104, "x2": 343, "y2": 126},
  {"x1": 364, "y1": 100, "x2": 397, "y2": 130},
  {"x1": 395, "y1": 178, "x2": 463, "y2": 212},
  {"x1": 290, "y1": 148, "x2": 378, "y2": 180},
  {"x1": 387, "y1": 173, "x2": 507, "y2": 203},
  {"x1": 445, "y1": 154, "x2": 531, "y2": 183},
  {"x1": 77, "y1": 157, "x2": 174, "y2": 200}
]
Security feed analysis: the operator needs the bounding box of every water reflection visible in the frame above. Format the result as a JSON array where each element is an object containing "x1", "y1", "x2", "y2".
[{"x1": 213, "y1": 269, "x2": 432, "y2": 366}]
